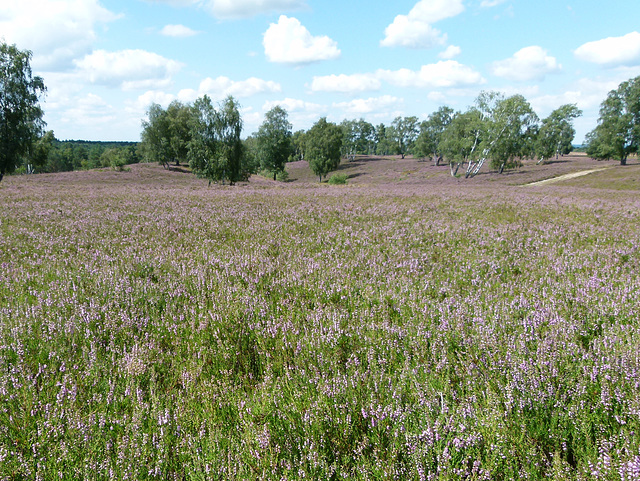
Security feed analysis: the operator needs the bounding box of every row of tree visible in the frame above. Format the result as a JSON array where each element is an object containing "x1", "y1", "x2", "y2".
[{"x1": 1, "y1": 40, "x2": 639, "y2": 184}]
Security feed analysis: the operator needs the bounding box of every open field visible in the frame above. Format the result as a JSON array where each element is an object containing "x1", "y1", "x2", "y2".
[{"x1": 1, "y1": 156, "x2": 640, "y2": 479}]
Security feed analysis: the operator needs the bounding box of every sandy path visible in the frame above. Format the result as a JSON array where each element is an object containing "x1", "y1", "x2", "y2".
[{"x1": 525, "y1": 167, "x2": 610, "y2": 186}]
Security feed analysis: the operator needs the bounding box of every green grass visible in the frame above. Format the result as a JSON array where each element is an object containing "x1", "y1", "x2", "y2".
[{"x1": 1, "y1": 164, "x2": 639, "y2": 479}]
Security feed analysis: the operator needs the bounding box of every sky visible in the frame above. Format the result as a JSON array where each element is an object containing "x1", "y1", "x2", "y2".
[{"x1": 2, "y1": 0, "x2": 640, "y2": 143}]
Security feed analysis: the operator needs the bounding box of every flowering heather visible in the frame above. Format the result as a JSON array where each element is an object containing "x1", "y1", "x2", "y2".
[{"x1": 1, "y1": 161, "x2": 640, "y2": 480}]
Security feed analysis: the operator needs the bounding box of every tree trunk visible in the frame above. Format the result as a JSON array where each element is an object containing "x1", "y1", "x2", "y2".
[
  {"x1": 621, "y1": 156, "x2": 627, "y2": 166},
  {"x1": 499, "y1": 162, "x2": 505, "y2": 174},
  {"x1": 273, "y1": 171, "x2": 277, "y2": 181},
  {"x1": 0, "y1": 171, "x2": 3, "y2": 182}
]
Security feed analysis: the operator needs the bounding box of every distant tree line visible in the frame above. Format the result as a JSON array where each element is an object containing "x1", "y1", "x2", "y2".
[
  {"x1": 2, "y1": 40, "x2": 639, "y2": 184},
  {"x1": 20, "y1": 136, "x2": 141, "y2": 174}
]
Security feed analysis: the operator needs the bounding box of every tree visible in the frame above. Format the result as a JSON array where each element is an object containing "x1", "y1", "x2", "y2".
[
  {"x1": 440, "y1": 109, "x2": 483, "y2": 176},
  {"x1": 256, "y1": 105, "x2": 293, "y2": 180},
  {"x1": 536, "y1": 104, "x2": 582, "y2": 163},
  {"x1": 188, "y1": 95, "x2": 246, "y2": 185},
  {"x1": 586, "y1": 76, "x2": 640, "y2": 165},
  {"x1": 374, "y1": 123, "x2": 393, "y2": 155},
  {"x1": 465, "y1": 92, "x2": 538, "y2": 177},
  {"x1": 414, "y1": 106, "x2": 454, "y2": 164},
  {"x1": 291, "y1": 130, "x2": 307, "y2": 162},
  {"x1": 140, "y1": 101, "x2": 192, "y2": 169},
  {"x1": 140, "y1": 103, "x2": 172, "y2": 168},
  {"x1": 0, "y1": 42, "x2": 46, "y2": 182},
  {"x1": 305, "y1": 117, "x2": 343, "y2": 182},
  {"x1": 27, "y1": 130, "x2": 55, "y2": 174},
  {"x1": 391, "y1": 116, "x2": 419, "y2": 158}
]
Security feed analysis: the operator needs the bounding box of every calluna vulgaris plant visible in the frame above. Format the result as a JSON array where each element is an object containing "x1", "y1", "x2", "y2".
[{"x1": 0, "y1": 166, "x2": 639, "y2": 480}]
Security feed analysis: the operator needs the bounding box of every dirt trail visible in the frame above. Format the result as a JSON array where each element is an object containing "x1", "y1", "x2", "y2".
[{"x1": 525, "y1": 167, "x2": 610, "y2": 186}]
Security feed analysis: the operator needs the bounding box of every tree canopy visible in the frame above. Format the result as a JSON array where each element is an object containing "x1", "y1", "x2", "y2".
[
  {"x1": 305, "y1": 117, "x2": 343, "y2": 182},
  {"x1": 188, "y1": 95, "x2": 246, "y2": 185},
  {"x1": 141, "y1": 100, "x2": 192, "y2": 169},
  {"x1": 536, "y1": 104, "x2": 582, "y2": 163},
  {"x1": 256, "y1": 105, "x2": 293, "y2": 181},
  {"x1": 0, "y1": 42, "x2": 46, "y2": 182},
  {"x1": 586, "y1": 76, "x2": 640, "y2": 165}
]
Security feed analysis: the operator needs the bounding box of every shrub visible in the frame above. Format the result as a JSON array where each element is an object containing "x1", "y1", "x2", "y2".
[{"x1": 328, "y1": 173, "x2": 348, "y2": 185}]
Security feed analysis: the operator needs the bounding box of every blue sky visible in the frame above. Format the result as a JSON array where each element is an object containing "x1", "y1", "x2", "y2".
[{"x1": 2, "y1": 0, "x2": 640, "y2": 142}]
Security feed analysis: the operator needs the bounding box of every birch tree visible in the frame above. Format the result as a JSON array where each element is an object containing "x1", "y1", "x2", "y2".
[
  {"x1": 0, "y1": 42, "x2": 46, "y2": 182},
  {"x1": 586, "y1": 76, "x2": 640, "y2": 165},
  {"x1": 536, "y1": 104, "x2": 582, "y2": 163},
  {"x1": 466, "y1": 92, "x2": 538, "y2": 177}
]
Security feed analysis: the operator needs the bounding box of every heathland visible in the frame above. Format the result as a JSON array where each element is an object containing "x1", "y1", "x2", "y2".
[{"x1": 1, "y1": 155, "x2": 639, "y2": 479}]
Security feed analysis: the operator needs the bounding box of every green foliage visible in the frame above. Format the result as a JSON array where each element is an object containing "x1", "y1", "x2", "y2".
[
  {"x1": 0, "y1": 42, "x2": 46, "y2": 181},
  {"x1": 188, "y1": 95, "x2": 246, "y2": 185},
  {"x1": 391, "y1": 116, "x2": 419, "y2": 159},
  {"x1": 440, "y1": 109, "x2": 484, "y2": 176},
  {"x1": 305, "y1": 117, "x2": 343, "y2": 182},
  {"x1": 586, "y1": 76, "x2": 640, "y2": 165},
  {"x1": 478, "y1": 92, "x2": 539, "y2": 174},
  {"x1": 413, "y1": 106, "x2": 454, "y2": 163},
  {"x1": 140, "y1": 100, "x2": 192, "y2": 169},
  {"x1": 256, "y1": 105, "x2": 293, "y2": 181},
  {"x1": 327, "y1": 173, "x2": 348, "y2": 185},
  {"x1": 536, "y1": 104, "x2": 582, "y2": 162},
  {"x1": 290, "y1": 130, "x2": 307, "y2": 162},
  {"x1": 340, "y1": 118, "x2": 376, "y2": 158}
]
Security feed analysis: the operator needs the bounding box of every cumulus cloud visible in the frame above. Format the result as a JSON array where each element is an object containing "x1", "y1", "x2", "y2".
[
  {"x1": 438, "y1": 45, "x2": 461, "y2": 59},
  {"x1": 0, "y1": 0, "x2": 120, "y2": 71},
  {"x1": 381, "y1": 0, "x2": 464, "y2": 49},
  {"x1": 176, "y1": 76, "x2": 281, "y2": 103},
  {"x1": 310, "y1": 74, "x2": 381, "y2": 93},
  {"x1": 333, "y1": 95, "x2": 402, "y2": 115},
  {"x1": 263, "y1": 16, "x2": 340, "y2": 65},
  {"x1": 160, "y1": 24, "x2": 200, "y2": 37},
  {"x1": 74, "y1": 50, "x2": 183, "y2": 90},
  {"x1": 491, "y1": 46, "x2": 561, "y2": 81},
  {"x1": 574, "y1": 32, "x2": 640, "y2": 67},
  {"x1": 263, "y1": 97, "x2": 325, "y2": 114},
  {"x1": 377, "y1": 61, "x2": 485, "y2": 88}
]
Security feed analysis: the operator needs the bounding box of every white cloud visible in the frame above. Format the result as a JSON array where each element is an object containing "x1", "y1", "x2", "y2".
[
  {"x1": 491, "y1": 46, "x2": 561, "y2": 82},
  {"x1": 206, "y1": 0, "x2": 305, "y2": 19},
  {"x1": 263, "y1": 97, "x2": 325, "y2": 113},
  {"x1": 438, "y1": 45, "x2": 461, "y2": 59},
  {"x1": 176, "y1": 76, "x2": 280, "y2": 103},
  {"x1": 74, "y1": 50, "x2": 183, "y2": 90},
  {"x1": 381, "y1": 0, "x2": 464, "y2": 49},
  {"x1": 377, "y1": 61, "x2": 485, "y2": 88},
  {"x1": 59, "y1": 93, "x2": 117, "y2": 129},
  {"x1": 160, "y1": 24, "x2": 200, "y2": 37},
  {"x1": 333, "y1": 95, "x2": 402, "y2": 115},
  {"x1": 0, "y1": 0, "x2": 120, "y2": 71},
  {"x1": 199, "y1": 76, "x2": 281, "y2": 98},
  {"x1": 310, "y1": 74, "x2": 381, "y2": 93},
  {"x1": 134, "y1": 91, "x2": 179, "y2": 110},
  {"x1": 530, "y1": 78, "x2": 621, "y2": 115},
  {"x1": 574, "y1": 32, "x2": 640, "y2": 67},
  {"x1": 263, "y1": 16, "x2": 340, "y2": 65}
]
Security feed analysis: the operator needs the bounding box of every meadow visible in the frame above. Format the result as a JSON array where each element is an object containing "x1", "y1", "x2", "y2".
[{"x1": 1, "y1": 157, "x2": 640, "y2": 480}]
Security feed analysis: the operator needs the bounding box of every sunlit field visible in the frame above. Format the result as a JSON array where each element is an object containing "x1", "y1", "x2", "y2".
[{"x1": 1, "y1": 157, "x2": 640, "y2": 480}]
